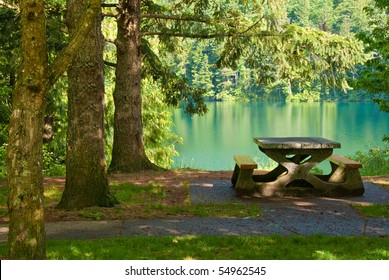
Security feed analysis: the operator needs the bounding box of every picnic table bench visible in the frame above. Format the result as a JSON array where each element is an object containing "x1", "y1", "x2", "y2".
[{"x1": 231, "y1": 137, "x2": 365, "y2": 197}]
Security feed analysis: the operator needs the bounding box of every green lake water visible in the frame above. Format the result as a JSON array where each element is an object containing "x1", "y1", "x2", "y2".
[{"x1": 171, "y1": 101, "x2": 389, "y2": 171}]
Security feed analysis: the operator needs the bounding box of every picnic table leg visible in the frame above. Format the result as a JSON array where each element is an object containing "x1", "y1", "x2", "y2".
[
  {"x1": 326, "y1": 162, "x2": 365, "y2": 195},
  {"x1": 253, "y1": 148, "x2": 337, "y2": 196},
  {"x1": 231, "y1": 164, "x2": 239, "y2": 187},
  {"x1": 232, "y1": 164, "x2": 257, "y2": 194},
  {"x1": 252, "y1": 164, "x2": 287, "y2": 183}
]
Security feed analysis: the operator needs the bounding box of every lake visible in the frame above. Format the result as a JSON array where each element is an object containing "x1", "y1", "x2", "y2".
[{"x1": 171, "y1": 101, "x2": 389, "y2": 171}]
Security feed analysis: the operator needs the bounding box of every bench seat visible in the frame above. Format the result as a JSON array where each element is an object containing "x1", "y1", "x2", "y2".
[
  {"x1": 329, "y1": 154, "x2": 362, "y2": 169},
  {"x1": 325, "y1": 154, "x2": 364, "y2": 195},
  {"x1": 231, "y1": 155, "x2": 257, "y2": 191},
  {"x1": 233, "y1": 155, "x2": 258, "y2": 169}
]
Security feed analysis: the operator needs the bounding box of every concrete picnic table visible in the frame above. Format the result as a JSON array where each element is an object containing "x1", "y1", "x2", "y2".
[{"x1": 231, "y1": 137, "x2": 365, "y2": 197}]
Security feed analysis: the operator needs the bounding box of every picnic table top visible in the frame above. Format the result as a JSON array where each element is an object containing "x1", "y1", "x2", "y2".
[{"x1": 253, "y1": 137, "x2": 341, "y2": 149}]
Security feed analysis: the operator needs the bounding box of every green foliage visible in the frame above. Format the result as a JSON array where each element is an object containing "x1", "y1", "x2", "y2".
[
  {"x1": 141, "y1": 38, "x2": 208, "y2": 115},
  {"x1": 154, "y1": 0, "x2": 370, "y2": 103},
  {"x1": 233, "y1": 25, "x2": 363, "y2": 87},
  {"x1": 42, "y1": 145, "x2": 66, "y2": 177},
  {"x1": 287, "y1": 0, "x2": 374, "y2": 35},
  {"x1": 353, "y1": 0, "x2": 389, "y2": 141},
  {"x1": 0, "y1": 144, "x2": 7, "y2": 180},
  {"x1": 1, "y1": 0, "x2": 386, "y2": 178},
  {"x1": 349, "y1": 146, "x2": 389, "y2": 175},
  {"x1": 0, "y1": 6, "x2": 19, "y2": 145},
  {"x1": 286, "y1": 88, "x2": 321, "y2": 102}
]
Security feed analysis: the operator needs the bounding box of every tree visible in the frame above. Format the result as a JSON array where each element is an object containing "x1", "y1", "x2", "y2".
[
  {"x1": 4, "y1": 0, "x2": 101, "y2": 259},
  {"x1": 58, "y1": 0, "x2": 118, "y2": 208},
  {"x1": 334, "y1": 0, "x2": 372, "y2": 35},
  {"x1": 216, "y1": 8, "x2": 364, "y2": 93},
  {"x1": 107, "y1": 0, "x2": 274, "y2": 172},
  {"x1": 107, "y1": 0, "x2": 207, "y2": 173},
  {"x1": 104, "y1": 0, "x2": 364, "y2": 173},
  {"x1": 189, "y1": 42, "x2": 215, "y2": 99},
  {"x1": 354, "y1": 0, "x2": 389, "y2": 141},
  {"x1": 108, "y1": 0, "x2": 159, "y2": 172}
]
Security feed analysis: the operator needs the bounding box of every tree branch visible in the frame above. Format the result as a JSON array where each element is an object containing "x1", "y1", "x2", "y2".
[
  {"x1": 102, "y1": 3, "x2": 118, "y2": 8},
  {"x1": 48, "y1": 0, "x2": 101, "y2": 87},
  {"x1": 104, "y1": 37, "x2": 116, "y2": 45},
  {"x1": 142, "y1": 13, "x2": 211, "y2": 24},
  {"x1": 0, "y1": 0, "x2": 20, "y2": 12},
  {"x1": 141, "y1": 31, "x2": 231, "y2": 39},
  {"x1": 104, "y1": 60, "x2": 117, "y2": 68},
  {"x1": 102, "y1": 12, "x2": 118, "y2": 18},
  {"x1": 141, "y1": 30, "x2": 277, "y2": 39}
]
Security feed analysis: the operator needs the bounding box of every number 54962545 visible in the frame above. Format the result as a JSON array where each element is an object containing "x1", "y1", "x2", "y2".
[{"x1": 218, "y1": 266, "x2": 266, "y2": 276}]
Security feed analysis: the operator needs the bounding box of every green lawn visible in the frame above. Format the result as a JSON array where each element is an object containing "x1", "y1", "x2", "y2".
[
  {"x1": 1, "y1": 235, "x2": 388, "y2": 260},
  {"x1": 1, "y1": 172, "x2": 389, "y2": 260},
  {"x1": 353, "y1": 204, "x2": 389, "y2": 218},
  {"x1": 0, "y1": 181, "x2": 262, "y2": 222}
]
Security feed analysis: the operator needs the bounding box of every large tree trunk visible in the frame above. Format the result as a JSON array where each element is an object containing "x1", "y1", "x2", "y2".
[
  {"x1": 108, "y1": 0, "x2": 160, "y2": 173},
  {"x1": 7, "y1": 0, "x2": 47, "y2": 259},
  {"x1": 6, "y1": 0, "x2": 102, "y2": 258},
  {"x1": 58, "y1": 0, "x2": 117, "y2": 208}
]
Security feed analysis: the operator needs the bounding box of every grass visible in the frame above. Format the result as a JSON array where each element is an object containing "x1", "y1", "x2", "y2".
[
  {"x1": 1, "y1": 235, "x2": 388, "y2": 260},
  {"x1": 112, "y1": 183, "x2": 167, "y2": 203},
  {"x1": 353, "y1": 204, "x2": 389, "y2": 218},
  {"x1": 0, "y1": 181, "x2": 262, "y2": 222},
  {"x1": 1, "y1": 169, "x2": 388, "y2": 260}
]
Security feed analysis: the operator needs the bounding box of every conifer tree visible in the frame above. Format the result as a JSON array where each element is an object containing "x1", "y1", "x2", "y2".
[
  {"x1": 4, "y1": 0, "x2": 101, "y2": 259},
  {"x1": 106, "y1": 0, "x2": 365, "y2": 172}
]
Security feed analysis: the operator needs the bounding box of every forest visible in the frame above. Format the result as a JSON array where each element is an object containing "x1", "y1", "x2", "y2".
[
  {"x1": 0, "y1": 0, "x2": 388, "y2": 259},
  {"x1": 0, "y1": 0, "x2": 387, "y2": 176}
]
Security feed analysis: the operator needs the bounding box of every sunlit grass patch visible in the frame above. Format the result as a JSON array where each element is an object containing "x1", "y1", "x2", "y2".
[
  {"x1": 111, "y1": 183, "x2": 167, "y2": 203},
  {"x1": 184, "y1": 203, "x2": 261, "y2": 218},
  {"x1": 79, "y1": 208, "x2": 104, "y2": 221},
  {"x1": 1, "y1": 235, "x2": 388, "y2": 260},
  {"x1": 44, "y1": 184, "x2": 63, "y2": 206},
  {"x1": 353, "y1": 204, "x2": 389, "y2": 218}
]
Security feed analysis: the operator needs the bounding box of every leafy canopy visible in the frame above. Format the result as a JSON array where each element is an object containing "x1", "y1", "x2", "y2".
[{"x1": 139, "y1": 0, "x2": 365, "y2": 114}]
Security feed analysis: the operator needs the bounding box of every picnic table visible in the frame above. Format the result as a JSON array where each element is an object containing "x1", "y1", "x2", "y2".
[{"x1": 231, "y1": 137, "x2": 365, "y2": 197}]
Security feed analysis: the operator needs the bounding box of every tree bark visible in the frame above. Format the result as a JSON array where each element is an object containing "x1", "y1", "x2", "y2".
[
  {"x1": 6, "y1": 0, "x2": 103, "y2": 259},
  {"x1": 109, "y1": 0, "x2": 160, "y2": 173},
  {"x1": 7, "y1": 0, "x2": 47, "y2": 259},
  {"x1": 58, "y1": 0, "x2": 117, "y2": 208}
]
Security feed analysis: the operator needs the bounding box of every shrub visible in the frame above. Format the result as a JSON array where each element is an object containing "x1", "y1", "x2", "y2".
[{"x1": 350, "y1": 146, "x2": 389, "y2": 176}]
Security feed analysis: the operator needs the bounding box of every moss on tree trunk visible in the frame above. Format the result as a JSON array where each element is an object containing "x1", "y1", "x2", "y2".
[
  {"x1": 7, "y1": 0, "x2": 102, "y2": 258},
  {"x1": 6, "y1": 0, "x2": 48, "y2": 260}
]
